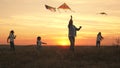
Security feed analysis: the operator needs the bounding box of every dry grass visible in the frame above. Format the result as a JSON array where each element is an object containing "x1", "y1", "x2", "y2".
[{"x1": 0, "y1": 45, "x2": 120, "y2": 68}]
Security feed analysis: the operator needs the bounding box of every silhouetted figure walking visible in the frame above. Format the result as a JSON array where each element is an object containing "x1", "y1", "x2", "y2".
[
  {"x1": 7, "y1": 30, "x2": 16, "y2": 51},
  {"x1": 96, "y1": 32, "x2": 104, "y2": 47},
  {"x1": 68, "y1": 15, "x2": 82, "y2": 51},
  {"x1": 36, "y1": 36, "x2": 47, "y2": 50}
]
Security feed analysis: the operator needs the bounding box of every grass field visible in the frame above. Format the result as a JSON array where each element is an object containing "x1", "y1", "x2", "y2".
[{"x1": 0, "y1": 45, "x2": 120, "y2": 68}]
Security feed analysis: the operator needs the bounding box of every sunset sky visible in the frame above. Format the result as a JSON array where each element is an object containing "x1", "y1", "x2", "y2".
[{"x1": 0, "y1": 0, "x2": 120, "y2": 46}]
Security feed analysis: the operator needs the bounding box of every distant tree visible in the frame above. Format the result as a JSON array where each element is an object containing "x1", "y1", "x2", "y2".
[{"x1": 115, "y1": 37, "x2": 120, "y2": 47}]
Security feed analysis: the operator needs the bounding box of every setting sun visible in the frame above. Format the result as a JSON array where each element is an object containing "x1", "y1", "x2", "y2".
[{"x1": 57, "y1": 39, "x2": 69, "y2": 46}]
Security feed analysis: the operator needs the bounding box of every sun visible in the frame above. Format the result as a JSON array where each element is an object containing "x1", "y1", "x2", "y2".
[{"x1": 58, "y1": 39, "x2": 69, "y2": 46}]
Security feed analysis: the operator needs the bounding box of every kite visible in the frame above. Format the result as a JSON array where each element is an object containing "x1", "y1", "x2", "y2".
[
  {"x1": 57, "y1": 3, "x2": 74, "y2": 12},
  {"x1": 99, "y1": 12, "x2": 107, "y2": 15},
  {"x1": 44, "y1": 3, "x2": 74, "y2": 12},
  {"x1": 45, "y1": 5, "x2": 56, "y2": 12}
]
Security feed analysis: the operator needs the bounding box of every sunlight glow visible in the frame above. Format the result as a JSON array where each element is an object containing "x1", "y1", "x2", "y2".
[{"x1": 58, "y1": 39, "x2": 69, "y2": 46}]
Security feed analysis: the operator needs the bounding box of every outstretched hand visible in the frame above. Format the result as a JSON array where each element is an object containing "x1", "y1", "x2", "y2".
[
  {"x1": 79, "y1": 26, "x2": 82, "y2": 28},
  {"x1": 14, "y1": 35, "x2": 16, "y2": 39},
  {"x1": 15, "y1": 35, "x2": 16, "y2": 37},
  {"x1": 70, "y1": 15, "x2": 72, "y2": 19}
]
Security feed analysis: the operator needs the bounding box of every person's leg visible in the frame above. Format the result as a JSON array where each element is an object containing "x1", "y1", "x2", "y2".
[
  {"x1": 96, "y1": 41, "x2": 100, "y2": 47},
  {"x1": 99, "y1": 41, "x2": 101, "y2": 48},
  {"x1": 96, "y1": 41, "x2": 98, "y2": 47},
  {"x1": 97, "y1": 41, "x2": 100, "y2": 48},
  {"x1": 71, "y1": 37, "x2": 75, "y2": 51},
  {"x1": 69, "y1": 36, "x2": 73, "y2": 51},
  {"x1": 10, "y1": 41, "x2": 15, "y2": 51},
  {"x1": 69, "y1": 36, "x2": 75, "y2": 51},
  {"x1": 10, "y1": 42, "x2": 12, "y2": 50}
]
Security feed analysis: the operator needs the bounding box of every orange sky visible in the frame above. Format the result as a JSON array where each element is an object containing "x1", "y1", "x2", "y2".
[{"x1": 0, "y1": 0, "x2": 120, "y2": 46}]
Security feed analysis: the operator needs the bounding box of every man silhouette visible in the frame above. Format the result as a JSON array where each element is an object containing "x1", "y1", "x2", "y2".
[{"x1": 68, "y1": 15, "x2": 82, "y2": 51}]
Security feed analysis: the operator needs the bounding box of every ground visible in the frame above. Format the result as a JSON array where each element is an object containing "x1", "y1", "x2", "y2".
[{"x1": 0, "y1": 45, "x2": 120, "y2": 68}]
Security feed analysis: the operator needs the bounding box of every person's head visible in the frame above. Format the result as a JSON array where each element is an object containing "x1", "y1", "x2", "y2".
[
  {"x1": 37, "y1": 36, "x2": 41, "y2": 41},
  {"x1": 98, "y1": 32, "x2": 101, "y2": 35},
  {"x1": 10, "y1": 30, "x2": 14, "y2": 34}
]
